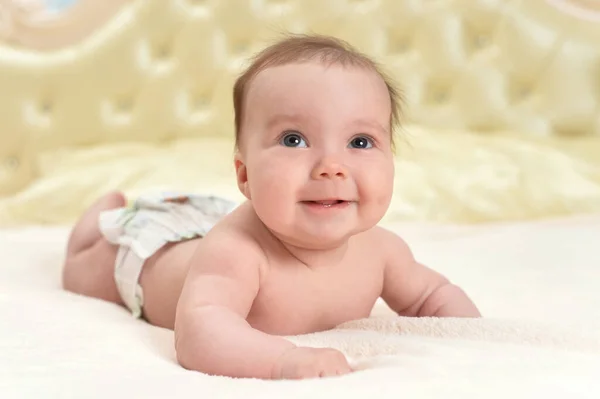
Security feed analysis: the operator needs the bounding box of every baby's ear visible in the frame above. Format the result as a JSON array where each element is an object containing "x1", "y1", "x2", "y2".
[{"x1": 234, "y1": 152, "x2": 251, "y2": 199}]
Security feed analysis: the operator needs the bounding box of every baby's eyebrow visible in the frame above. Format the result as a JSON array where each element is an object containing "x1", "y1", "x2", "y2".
[
  {"x1": 350, "y1": 119, "x2": 390, "y2": 135},
  {"x1": 265, "y1": 114, "x2": 306, "y2": 130},
  {"x1": 265, "y1": 114, "x2": 389, "y2": 136}
]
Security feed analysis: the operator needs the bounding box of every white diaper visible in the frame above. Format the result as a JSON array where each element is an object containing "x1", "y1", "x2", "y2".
[{"x1": 98, "y1": 192, "x2": 238, "y2": 318}]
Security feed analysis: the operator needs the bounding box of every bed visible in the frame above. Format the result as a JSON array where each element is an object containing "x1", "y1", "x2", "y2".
[{"x1": 1, "y1": 0, "x2": 600, "y2": 397}]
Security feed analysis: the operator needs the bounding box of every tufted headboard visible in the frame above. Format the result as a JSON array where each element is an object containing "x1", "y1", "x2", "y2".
[{"x1": 0, "y1": 0, "x2": 599, "y2": 225}]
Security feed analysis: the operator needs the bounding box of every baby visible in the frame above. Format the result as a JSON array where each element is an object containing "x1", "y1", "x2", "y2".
[{"x1": 62, "y1": 34, "x2": 480, "y2": 380}]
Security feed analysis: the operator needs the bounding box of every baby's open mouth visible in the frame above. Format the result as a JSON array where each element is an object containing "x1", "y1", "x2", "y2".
[{"x1": 301, "y1": 200, "x2": 349, "y2": 208}]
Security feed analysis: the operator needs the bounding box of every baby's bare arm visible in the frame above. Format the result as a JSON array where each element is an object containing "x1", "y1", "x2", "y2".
[
  {"x1": 174, "y1": 232, "x2": 295, "y2": 379},
  {"x1": 379, "y1": 229, "x2": 481, "y2": 318}
]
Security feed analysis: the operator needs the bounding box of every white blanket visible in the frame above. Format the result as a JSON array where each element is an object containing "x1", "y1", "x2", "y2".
[{"x1": 1, "y1": 216, "x2": 600, "y2": 398}]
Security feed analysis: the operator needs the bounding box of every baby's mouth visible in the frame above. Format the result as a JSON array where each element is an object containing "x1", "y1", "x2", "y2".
[{"x1": 302, "y1": 200, "x2": 349, "y2": 208}]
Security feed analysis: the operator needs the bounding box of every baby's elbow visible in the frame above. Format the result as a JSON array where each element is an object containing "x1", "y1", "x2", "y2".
[
  {"x1": 173, "y1": 311, "x2": 210, "y2": 373},
  {"x1": 174, "y1": 325, "x2": 197, "y2": 371},
  {"x1": 174, "y1": 310, "x2": 228, "y2": 376},
  {"x1": 175, "y1": 329, "x2": 218, "y2": 376},
  {"x1": 417, "y1": 282, "x2": 456, "y2": 317},
  {"x1": 418, "y1": 283, "x2": 480, "y2": 318}
]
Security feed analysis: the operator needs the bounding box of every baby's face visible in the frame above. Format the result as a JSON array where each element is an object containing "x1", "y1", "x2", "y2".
[{"x1": 236, "y1": 62, "x2": 395, "y2": 248}]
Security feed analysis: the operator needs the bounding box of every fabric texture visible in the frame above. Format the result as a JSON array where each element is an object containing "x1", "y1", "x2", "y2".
[{"x1": 2, "y1": 216, "x2": 599, "y2": 398}]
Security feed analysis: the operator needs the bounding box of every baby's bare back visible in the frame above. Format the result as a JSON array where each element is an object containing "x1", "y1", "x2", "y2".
[{"x1": 143, "y1": 202, "x2": 385, "y2": 333}]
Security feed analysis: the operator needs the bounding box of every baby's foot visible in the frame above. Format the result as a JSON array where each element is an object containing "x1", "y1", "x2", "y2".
[{"x1": 66, "y1": 191, "x2": 126, "y2": 256}]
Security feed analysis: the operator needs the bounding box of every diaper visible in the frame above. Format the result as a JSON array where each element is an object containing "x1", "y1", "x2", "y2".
[{"x1": 98, "y1": 192, "x2": 238, "y2": 318}]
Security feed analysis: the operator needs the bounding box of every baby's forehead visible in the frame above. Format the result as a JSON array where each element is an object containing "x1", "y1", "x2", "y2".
[
  {"x1": 245, "y1": 62, "x2": 389, "y2": 105},
  {"x1": 252, "y1": 61, "x2": 384, "y2": 87},
  {"x1": 242, "y1": 67, "x2": 390, "y2": 135}
]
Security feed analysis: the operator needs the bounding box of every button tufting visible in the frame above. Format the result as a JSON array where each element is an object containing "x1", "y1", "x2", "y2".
[
  {"x1": 516, "y1": 86, "x2": 531, "y2": 99},
  {"x1": 115, "y1": 96, "x2": 134, "y2": 113},
  {"x1": 473, "y1": 34, "x2": 489, "y2": 50},
  {"x1": 191, "y1": 92, "x2": 210, "y2": 112},
  {"x1": 136, "y1": 39, "x2": 176, "y2": 74},
  {"x1": 425, "y1": 82, "x2": 451, "y2": 105},
  {"x1": 182, "y1": 0, "x2": 213, "y2": 13},
  {"x1": 39, "y1": 99, "x2": 53, "y2": 114},
  {"x1": 508, "y1": 80, "x2": 534, "y2": 103},
  {"x1": 389, "y1": 37, "x2": 411, "y2": 54},
  {"x1": 101, "y1": 95, "x2": 135, "y2": 126},
  {"x1": 3, "y1": 156, "x2": 19, "y2": 170},
  {"x1": 154, "y1": 43, "x2": 172, "y2": 61},
  {"x1": 2, "y1": 0, "x2": 599, "y2": 185},
  {"x1": 175, "y1": 89, "x2": 212, "y2": 125},
  {"x1": 434, "y1": 90, "x2": 449, "y2": 104},
  {"x1": 232, "y1": 41, "x2": 250, "y2": 55},
  {"x1": 22, "y1": 98, "x2": 53, "y2": 128}
]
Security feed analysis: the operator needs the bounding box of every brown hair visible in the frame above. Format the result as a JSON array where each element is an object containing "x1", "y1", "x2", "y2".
[{"x1": 232, "y1": 34, "x2": 402, "y2": 149}]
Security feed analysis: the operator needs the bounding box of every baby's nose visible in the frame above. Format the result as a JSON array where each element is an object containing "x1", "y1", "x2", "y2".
[{"x1": 311, "y1": 157, "x2": 348, "y2": 180}]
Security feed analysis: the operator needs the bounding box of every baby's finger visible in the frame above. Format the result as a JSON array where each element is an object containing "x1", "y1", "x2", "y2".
[
  {"x1": 318, "y1": 369, "x2": 337, "y2": 378},
  {"x1": 337, "y1": 359, "x2": 354, "y2": 375},
  {"x1": 319, "y1": 365, "x2": 349, "y2": 378}
]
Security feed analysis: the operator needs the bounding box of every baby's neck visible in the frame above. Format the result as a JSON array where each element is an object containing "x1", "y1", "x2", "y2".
[
  {"x1": 248, "y1": 204, "x2": 352, "y2": 270},
  {"x1": 278, "y1": 239, "x2": 350, "y2": 271}
]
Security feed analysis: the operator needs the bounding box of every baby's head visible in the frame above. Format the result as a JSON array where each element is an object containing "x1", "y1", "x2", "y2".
[
  {"x1": 233, "y1": 35, "x2": 402, "y2": 150},
  {"x1": 232, "y1": 34, "x2": 402, "y2": 249}
]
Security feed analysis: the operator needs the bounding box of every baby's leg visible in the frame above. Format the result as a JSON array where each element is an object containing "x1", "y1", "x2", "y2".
[{"x1": 62, "y1": 191, "x2": 126, "y2": 305}]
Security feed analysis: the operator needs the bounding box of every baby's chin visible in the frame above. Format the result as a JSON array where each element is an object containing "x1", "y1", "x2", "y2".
[
  {"x1": 269, "y1": 224, "x2": 369, "y2": 250},
  {"x1": 252, "y1": 206, "x2": 378, "y2": 249}
]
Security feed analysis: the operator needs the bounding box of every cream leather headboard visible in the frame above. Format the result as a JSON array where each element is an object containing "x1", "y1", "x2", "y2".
[{"x1": 0, "y1": 0, "x2": 599, "y2": 223}]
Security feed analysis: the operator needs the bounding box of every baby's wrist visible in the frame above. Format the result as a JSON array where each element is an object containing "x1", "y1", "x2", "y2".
[{"x1": 270, "y1": 344, "x2": 299, "y2": 379}]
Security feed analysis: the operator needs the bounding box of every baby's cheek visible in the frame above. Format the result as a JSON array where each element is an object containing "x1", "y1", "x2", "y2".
[
  {"x1": 361, "y1": 172, "x2": 394, "y2": 218},
  {"x1": 378, "y1": 164, "x2": 395, "y2": 199},
  {"x1": 364, "y1": 165, "x2": 392, "y2": 194},
  {"x1": 250, "y1": 169, "x2": 292, "y2": 210}
]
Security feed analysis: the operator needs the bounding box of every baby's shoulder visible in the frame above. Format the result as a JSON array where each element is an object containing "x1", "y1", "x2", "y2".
[
  {"x1": 358, "y1": 225, "x2": 412, "y2": 259},
  {"x1": 198, "y1": 203, "x2": 268, "y2": 262},
  {"x1": 361, "y1": 225, "x2": 403, "y2": 245}
]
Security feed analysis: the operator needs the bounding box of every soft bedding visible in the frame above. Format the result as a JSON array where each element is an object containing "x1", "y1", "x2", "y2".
[{"x1": 2, "y1": 215, "x2": 599, "y2": 398}]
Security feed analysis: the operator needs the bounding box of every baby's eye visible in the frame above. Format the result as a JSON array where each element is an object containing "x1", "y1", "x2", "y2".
[
  {"x1": 280, "y1": 131, "x2": 307, "y2": 148},
  {"x1": 348, "y1": 135, "x2": 373, "y2": 149}
]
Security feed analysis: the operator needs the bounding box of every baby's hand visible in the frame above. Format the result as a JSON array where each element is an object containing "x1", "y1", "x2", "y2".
[{"x1": 272, "y1": 347, "x2": 352, "y2": 379}]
